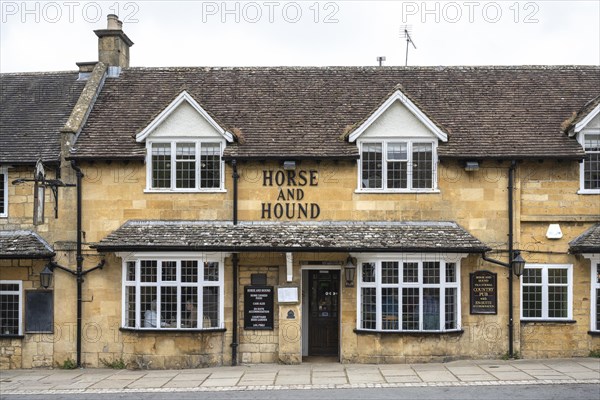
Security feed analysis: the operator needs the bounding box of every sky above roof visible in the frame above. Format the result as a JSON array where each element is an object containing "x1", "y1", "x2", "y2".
[{"x1": 1, "y1": 0, "x2": 598, "y2": 73}]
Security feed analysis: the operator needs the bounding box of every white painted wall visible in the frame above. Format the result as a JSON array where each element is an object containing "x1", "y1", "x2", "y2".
[
  {"x1": 150, "y1": 102, "x2": 223, "y2": 138},
  {"x1": 359, "y1": 100, "x2": 436, "y2": 139}
]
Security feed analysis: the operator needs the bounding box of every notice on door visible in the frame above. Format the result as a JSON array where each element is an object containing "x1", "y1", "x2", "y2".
[
  {"x1": 470, "y1": 271, "x2": 497, "y2": 314},
  {"x1": 244, "y1": 286, "x2": 274, "y2": 330}
]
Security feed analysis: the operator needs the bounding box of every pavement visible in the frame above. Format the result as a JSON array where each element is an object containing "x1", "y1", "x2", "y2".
[{"x1": 0, "y1": 358, "x2": 599, "y2": 396}]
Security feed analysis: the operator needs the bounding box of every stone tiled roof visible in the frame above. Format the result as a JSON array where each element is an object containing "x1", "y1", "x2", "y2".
[
  {"x1": 71, "y1": 66, "x2": 600, "y2": 161},
  {"x1": 94, "y1": 220, "x2": 489, "y2": 253},
  {"x1": 0, "y1": 72, "x2": 85, "y2": 164},
  {"x1": 0, "y1": 230, "x2": 55, "y2": 259},
  {"x1": 569, "y1": 224, "x2": 600, "y2": 254}
]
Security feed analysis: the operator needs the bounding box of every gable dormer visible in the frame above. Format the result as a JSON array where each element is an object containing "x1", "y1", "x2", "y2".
[
  {"x1": 567, "y1": 97, "x2": 600, "y2": 194},
  {"x1": 348, "y1": 89, "x2": 448, "y2": 192},
  {"x1": 136, "y1": 91, "x2": 234, "y2": 192}
]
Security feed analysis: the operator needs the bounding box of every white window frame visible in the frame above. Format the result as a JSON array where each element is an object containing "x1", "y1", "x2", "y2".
[
  {"x1": 0, "y1": 166, "x2": 7, "y2": 217},
  {"x1": 355, "y1": 253, "x2": 462, "y2": 332},
  {"x1": 578, "y1": 130, "x2": 600, "y2": 194},
  {"x1": 120, "y1": 253, "x2": 225, "y2": 330},
  {"x1": 356, "y1": 139, "x2": 439, "y2": 193},
  {"x1": 520, "y1": 264, "x2": 573, "y2": 321},
  {"x1": 145, "y1": 140, "x2": 226, "y2": 193},
  {"x1": 0, "y1": 280, "x2": 23, "y2": 336},
  {"x1": 588, "y1": 255, "x2": 600, "y2": 332}
]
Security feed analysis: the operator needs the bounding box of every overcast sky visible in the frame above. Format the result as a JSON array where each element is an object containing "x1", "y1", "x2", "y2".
[{"x1": 1, "y1": 0, "x2": 599, "y2": 72}]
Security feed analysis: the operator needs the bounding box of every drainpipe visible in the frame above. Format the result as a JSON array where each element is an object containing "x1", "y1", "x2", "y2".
[
  {"x1": 482, "y1": 160, "x2": 518, "y2": 358},
  {"x1": 231, "y1": 160, "x2": 239, "y2": 365},
  {"x1": 71, "y1": 160, "x2": 84, "y2": 368}
]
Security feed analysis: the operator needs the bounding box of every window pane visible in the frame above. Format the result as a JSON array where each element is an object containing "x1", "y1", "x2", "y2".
[
  {"x1": 0, "y1": 284, "x2": 19, "y2": 292},
  {"x1": 125, "y1": 286, "x2": 136, "y2": 328},
  {"x1": 403, "y1": 262, "x2": 418, "y2": 283},
  {"x1": 548, "y1": 286, "x2": 568, "y2": 318},
  {"x1": 423, "y1": 288, "x2": 440, "y2": 330},
  {"x1": 140, "y1": 261, "x2": 157, "y2": 283},
  {"x1": 181, "y1": 287, "x2": 198, "y2": 328},
  {"x1": 126, "y1": 261, "x2": 136, "y2": 281},
  {"x1": 596, "y1": 288, "x2": 600, "y2": 331},
  {"x1": 160, "y1": 287, "x2": 177, "y2": 327},
  {"x1": 176, "y1": 143, "x2": 196, "y2": 189},
  {"x1": 446, "y1": 263, "x2": 456, "y2": 283},
  {"x1": 181, "y1": 261, "x2": 198, "y2": 283},
  {"x1": 200, "y1": 143, "x2": 221, "y2": 188},
  {"x1": 412, "y1": 143, "x2": 433, "y2": 189},
  {"x1": 382, "y1": 262, "x2": 399, "y2": 284},
  {"x1": 141, "y1": 287, "x2": 157, "y2": 328},
  {"x1": 522, "y1": 285, "x2": 542, "y2": 318},
  {"x1": 204, "y1": 262, "x2": 219, "y2": 281},
  {"x1": 361, "y1": 288, "x2": 376, "y2": 329},
  {"x1": 387, "y1": 161, "x2": 408, "y2": 189},
  {"x1": 583, "y1": 152, "x2": 600, "y2": 190},
  {"x1": 584, "y1": 134, "x2": 600, "y2": 151},
  {"x1": 362, "y1": 263, "x2": 375, "y2": 283},
  {"x1": 402, "y1": 288, "x2": 419, "y2": 330},
  {"x1": 382, "y1": 288, "x2": 398, "y2": 330},
  {"x1": 423, "y1": 262, "x2": 440, "y2": 284},
  {"x1": 361, "y1": 143, "x2": 382, "y2": 189},
  {"x1": 0, "y1": 293, "x2": 20, "y2": 335},
  {"x1": 522, "y1": 268, "x2": 541, "y2": 284},
  {"x1": 445, "y1": 288, "x2": 457, "y2": 330},
  {"x1": 203, "y1": 287, "x2": 219, "y2": 328},
  {"x1": 0, "y1": 171, "x2": 5, "y2": 215},
  {"x1": 152, "y1": 143, "x2": 171, "y2": 188},
  {"x1": 548, "y1": 268, "x2": 567, "y2": 284},
  {"x1": 161, "y1": 261, "x2": 177, "y2": 282}
]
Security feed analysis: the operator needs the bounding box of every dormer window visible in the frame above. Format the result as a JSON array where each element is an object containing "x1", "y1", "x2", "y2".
[
  {"x1": 360, "y1": 141, "x2": 435, "y2": 190},
  {"x1": 149, "y1": 141, "x2": 223, "y2": 191},
  {"x1": 582, "y1": 133, "x2": 600, "y2": 192}
]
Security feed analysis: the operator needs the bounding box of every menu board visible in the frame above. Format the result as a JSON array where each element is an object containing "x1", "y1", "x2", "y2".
[{"x1": 244, "y1": 286, "x2": 274, "y2": 330}]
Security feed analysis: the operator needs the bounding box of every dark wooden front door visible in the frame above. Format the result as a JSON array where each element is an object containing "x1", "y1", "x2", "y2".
[{"x1": 308, "y1": 270, "x2": 339, "y2": 356}]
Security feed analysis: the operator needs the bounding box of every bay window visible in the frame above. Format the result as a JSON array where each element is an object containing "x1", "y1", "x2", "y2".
[
  {"x1": 122, "y1": 256, "x2": 224, "y2": 330},
  {"x1": 521, "y1": 264, "x2": 572, "y2": 320},
  {"x1": 359, "y1": 141, "x2": 436, "y2": 191},
  {"x1": 357, "y1": 258, "x2": 460, "y2": 332},
  {"x1": 148, "y1": 141, "x2": 223, "y2": 191}
]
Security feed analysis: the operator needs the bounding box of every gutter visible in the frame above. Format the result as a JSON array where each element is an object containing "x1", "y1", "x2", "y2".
[{"x1": 231, "y1": 160, "x2": 239, "y2": 366}]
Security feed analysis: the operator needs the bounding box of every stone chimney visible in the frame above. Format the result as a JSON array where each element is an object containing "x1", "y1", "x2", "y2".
[{"x1": 94, "y1": 14, "x2": 133, "y2": 69}]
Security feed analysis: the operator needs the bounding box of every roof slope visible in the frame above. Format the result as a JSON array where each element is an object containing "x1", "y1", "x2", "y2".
[
  {"x1": 0, "y1": 72, "x2": 85, "y2": 164},
  {"x1": 94, "y1": 220, "x2": 490, "y2": 253},
  {"x1": 72, "y1": 66, "x2": 600, "y2": 161},
  {"x1": 569, "y1": 223, "x2": 600, "y2": 253},
  {"x1": 0, "y1": 230, "x2": 55, "y2": 259}
]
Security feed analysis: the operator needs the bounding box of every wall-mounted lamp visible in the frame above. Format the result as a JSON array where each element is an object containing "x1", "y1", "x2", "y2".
[
  {"x1": 40, "y1": 263, "x2": 54, "y2": 289},
  {"x1": 464, "y1": 161, "x2": 480, "y2": 171},
  {"x1": 283, "y1": 161, "x2": 296, "y2": 170},
  {"x1": 512, "y1": 251, "x2": 526, "y2": 277},
  {"x1": 344, "y1": 256, "x2": 357, "y2": 287}
]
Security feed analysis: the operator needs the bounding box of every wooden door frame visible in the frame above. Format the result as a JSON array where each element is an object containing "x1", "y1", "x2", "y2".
[{"x1": 301, "y1": 264, "x2": 341, "y2": 360}]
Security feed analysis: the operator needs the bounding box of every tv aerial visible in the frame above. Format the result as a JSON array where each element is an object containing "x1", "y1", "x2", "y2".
[{"x1": 400, "y1": 25, "x2": 417, "y2": 66}]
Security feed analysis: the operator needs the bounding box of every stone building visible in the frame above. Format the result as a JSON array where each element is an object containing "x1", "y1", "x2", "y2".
[{"x1": 1, "y1": 15, "x2": 599, "y2": 369}]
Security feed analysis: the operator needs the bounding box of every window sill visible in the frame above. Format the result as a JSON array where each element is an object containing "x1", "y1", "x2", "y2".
[
  {"x1": 520, "y1": 319, "x2": 576, "y2": 324},
  {"x1": 144, "y1": 189, "x2": 227, "y2": 194},
  {"x1": 353, "y1": 328, "x2": 463, "y2": 336},
  {"x1": 0, "y1": 334, "x2": 24, "y2": 339},
  {"x1": 119, "y1": 327, "x2": 226, "y2": 333},
  {"x1": 355, "y1": 189, "x2": 440, "y2": 194},
  {"x1": 588, "y1": 331, "x2": 600, "y2": 336},
  {"x1": 577, "y1": 190, "x2": 600, "y2": 195}
]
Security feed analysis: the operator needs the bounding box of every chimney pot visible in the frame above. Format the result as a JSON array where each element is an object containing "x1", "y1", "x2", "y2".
[{"x1": 107, "y1": 14, "x2": 122, "y2": 30}]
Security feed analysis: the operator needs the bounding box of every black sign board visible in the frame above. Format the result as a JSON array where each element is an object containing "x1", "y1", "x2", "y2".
[
  {"x1": 470, "y1": 271, "x2": 497, "y2": 314},
  {"x1": 244, "y1": 286, "x2": 274, "y2": 330}
]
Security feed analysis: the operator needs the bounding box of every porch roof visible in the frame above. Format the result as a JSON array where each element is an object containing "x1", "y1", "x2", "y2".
[
  {"x1": 0, "y1": 230, "x2": 55, "y2": 259},
  {"x1": 94, "y1": 220, "x2": 490, "y2": 253},
  {"x1": 569, "y1": 223, "x2": 600, "y2": 254}
]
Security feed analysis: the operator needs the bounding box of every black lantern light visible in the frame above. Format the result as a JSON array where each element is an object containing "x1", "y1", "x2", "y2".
[
  {"x1": 512, "y1": 251, "x2": 526, "y2": 277},
  {"x1": 40, "y1": 263, "x2": 54, "y2": 289},
  {"x1": 344, "y1": 256, "x2": 356, "y2": 287}
]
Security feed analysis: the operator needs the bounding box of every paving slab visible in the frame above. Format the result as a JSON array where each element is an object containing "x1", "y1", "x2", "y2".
[
  {"x1": 275, "y1": 375, "x2": 312, "y2": 385},
  {"x1": 379, "y1": 368, "x2": 420, "y2": 376},
  {"x1": 50, "y1": 381, "x2": 95, "y2": 390},
  {"x1": 89, "y1": 380, "x2": 133, "y2": 389},
  {"x1": 312, "y1": 377, "x2": 348, "y2": 385},
  {"x1": 453, "y1": 374, "x2": 498, "y2": 382},
  {"x1": 126, "y1": 377, "x2": 172, "y2": 389},
  {"x1": 487, "y1": 371, "x2": 535, "y2": 380},
  {"x1": 201, "y1": 378, "x2": 241, "y2": 387},
  {"x1": 566, "y1": 371, "x2": 600, "y2": 379},
  {"x1": 162, "y1": 380, "x2": 202, "y2": 388},
  {"x1": 170, "y1": 373, "x2": 210, "y2": 381},
  {"x1": 384, "y1": 375, "x2": 423, "y2": 383},
  {"x1": 415, "y1": 371, "x2": 458, "y2": 382},
  {"x1": 347, "y1": 374, "x2": 386, "y2": 384}
]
